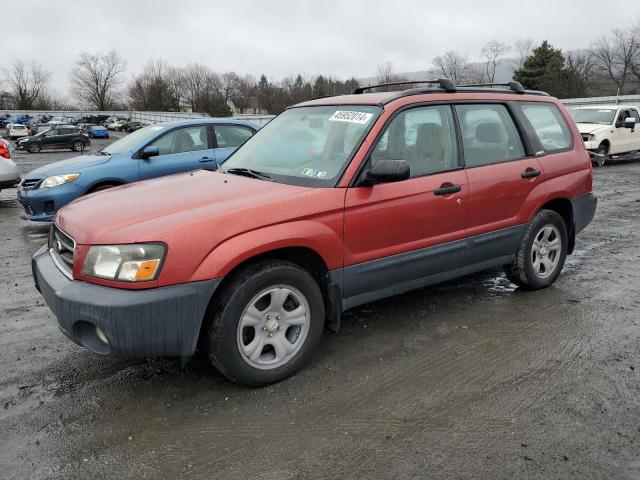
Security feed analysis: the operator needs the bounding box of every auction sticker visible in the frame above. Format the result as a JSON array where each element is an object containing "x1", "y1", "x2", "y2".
[{"x1": 329, "y1": 111, "x2": 373, "y2": 124}]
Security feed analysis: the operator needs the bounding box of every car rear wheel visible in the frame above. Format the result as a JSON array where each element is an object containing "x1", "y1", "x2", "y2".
[
  {"x1": 27, "y1": 143, "x2": 41, "y2": 153},
  {"x1": 504, "y1": 209, "x2": 567, "y2": 290},
  {"x1": 71, "y1": 141, "x2": 84, "y2": 152},
  {"x1": 208, "y1": 260, "x2": 325, "y2": 386}
]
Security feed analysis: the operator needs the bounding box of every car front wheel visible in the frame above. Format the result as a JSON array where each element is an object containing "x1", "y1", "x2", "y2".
[
  {"x1": 208, "y1": 260, "x2": 325, "y2": 386},
  {"x1": 504, "y1": 209, "x2": 567, "y2": 290},
  {"x1": 27, "y1": 143, "x2": 41, "y2": 153},
  {"x1": 71, "y1": 141, "x2": 84, "y2": 152}
]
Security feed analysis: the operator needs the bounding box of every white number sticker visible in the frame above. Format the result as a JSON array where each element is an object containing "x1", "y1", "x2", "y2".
[{"x1": 329, "y1": 111, "x2": 373, "y2": 124}]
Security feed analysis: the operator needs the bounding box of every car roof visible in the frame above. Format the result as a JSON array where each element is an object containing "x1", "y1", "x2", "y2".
[
  {"x1": 157, "y1": 118, "x2": 259, "y2": 129},
  {"x1": 568, "y1": 104, "x2": 633, "y2": 110}
]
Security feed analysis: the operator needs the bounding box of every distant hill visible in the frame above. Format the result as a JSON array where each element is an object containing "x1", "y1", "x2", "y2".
[{"x1": 358, "y1": 59, "x2": 516, "y2": 86}]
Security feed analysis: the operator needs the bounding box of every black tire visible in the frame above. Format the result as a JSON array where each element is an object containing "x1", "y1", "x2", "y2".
[
  {"x1": 71, "y1": 141, "x2": 83, "y2": 152},
  {"x1": 595, "y1": 143, "x2": 608, "y2": 167},
  {"x1": 208, "y1": 260, "x2": 325, "y2": 386},
  {"x1": 504, "y1": 209, "x2": 568, "y2": 290},
  {"x1": 27, "y1": 143, "x2": 41, "y2": 153}
]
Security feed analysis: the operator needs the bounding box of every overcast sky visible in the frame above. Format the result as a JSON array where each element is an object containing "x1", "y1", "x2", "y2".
[{"x1": 4, "y1": 0, "x2": 640, "y2": 98}]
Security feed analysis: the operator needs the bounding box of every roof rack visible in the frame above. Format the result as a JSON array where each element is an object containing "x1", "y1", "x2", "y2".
[
  {"x1": 457, "y1": 81, "x2": 526, "y2": 94},
  {"x1": 352, "y1": 79, "x2": 457, "y2": 94}
]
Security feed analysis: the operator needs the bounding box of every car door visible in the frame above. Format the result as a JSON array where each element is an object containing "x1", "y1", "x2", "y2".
[
  {"x1": 138, "y1": 125, "x2": 216, "y2": 180},
  {"x1": 212, "y1": 124, "x2": 255, "y2": 164},
  {"x1": 455, "y1": 103, "x2": 546, "y2": 266},
  {"x1": 41, "y1": 129, "x2": 61, "y2": 149},
  {"x1": 343, "y1": 104, "x2": 469, "y2": 300},
  {"x1": 625, "y1": 108, "x2": 640, "y2": 152}
]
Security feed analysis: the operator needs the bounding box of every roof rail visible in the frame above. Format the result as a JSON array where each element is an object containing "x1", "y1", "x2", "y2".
[
  {"x1": 457, "y1": 81, "x2": 526, "y2": 94},
  {"x1": 352, "y1": 79, "x2": 457, "y2": 94}
]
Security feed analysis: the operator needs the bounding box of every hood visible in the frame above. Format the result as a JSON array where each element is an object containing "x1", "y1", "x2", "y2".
[
  {"x1": 56, "y1": 170, "x2": 344, "y2": 247},
  {"x1": 576, "y1": 123, "x2": 610, "y2": 135},
  {"x1": 25, "y1": 154, "x2": 112, "y2": 178}
]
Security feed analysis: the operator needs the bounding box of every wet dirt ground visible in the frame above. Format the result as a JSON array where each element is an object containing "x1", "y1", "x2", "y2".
[{"x1": 1, "y1": 141, "x2": 639, "y2": 479}]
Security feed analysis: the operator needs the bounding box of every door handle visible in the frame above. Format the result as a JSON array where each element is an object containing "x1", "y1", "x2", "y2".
[
  {"x1": 199, "y1": 157, "x2": 214, "y2": 163},
  {"x1": 434, "y1": 184, "x2": 462, "y2": 196},
  {"x1": 521, "y1": 168, "x2": 541, "y2": 179}
]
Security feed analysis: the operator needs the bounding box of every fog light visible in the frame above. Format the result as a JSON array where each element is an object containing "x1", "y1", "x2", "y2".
[{"x1": 95, "y1": 326, "x2": 109, "y2": 345}]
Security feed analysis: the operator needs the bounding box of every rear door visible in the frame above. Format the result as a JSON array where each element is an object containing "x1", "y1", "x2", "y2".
[
  {"x1": 212, "y1": 124, "x2": 255, "y2": 164},
  {"x1": 138, "y1": 124, "x2": 216, "y2": 180},
  {"x1": 343, "y1": 104, "x2": 468, "y2": 300},
  {"x1": 456, "y1": 103, "x2": 546, "y2": 265}
]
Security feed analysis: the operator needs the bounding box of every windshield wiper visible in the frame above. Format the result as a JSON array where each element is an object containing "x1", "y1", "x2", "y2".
[{"x1": 224, "y1": 167, "x2": 272, "y2": 181}]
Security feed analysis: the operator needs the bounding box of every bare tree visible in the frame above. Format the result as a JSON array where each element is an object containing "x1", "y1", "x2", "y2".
[
  {"x1": 376, "y1": 61, "x2": 398, "y2": 85},
  {"x1": 465, "y1": 63, "x2": 488, "y2": 84},
  {"x1": 69, "y1": 50, "x2": 126, "y2": 110},
  {"x1": 181, "y1": 63, "x2": 209, "y2": 112},
  {"x1": 431, "y1": 51, "x2": 470, "y2": 84},
  {"x1": 3, "y1": 59, "x2": 51, "y2": 109},
  {"x1": 514, "y1": 38, "x2": 534, "y2": 70},
  {"x1": 481, "y1": 40, "x2": 510, "y2": 83},
  {"x1": 221, "y1": 71, "x2": 241, "y2": 102},
  {"x1": 590, "y1": 28, "x2": 638, "y2": 92}
]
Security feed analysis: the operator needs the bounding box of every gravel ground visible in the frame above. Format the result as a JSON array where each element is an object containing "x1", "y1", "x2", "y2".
[{"x1": 1, "y1": 139, "x2": 639, "y2": 479}]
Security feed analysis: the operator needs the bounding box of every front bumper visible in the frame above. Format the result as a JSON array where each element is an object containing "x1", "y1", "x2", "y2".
[
  {"x1": 17, "y1": 182, "x2": 85, "y2": 222},
  {"x1": 32, "y1": 245, "x2": 220, "y2": 358},
  {"x1": 0, "y1": 176, "x2": 20, "y2": 189}
]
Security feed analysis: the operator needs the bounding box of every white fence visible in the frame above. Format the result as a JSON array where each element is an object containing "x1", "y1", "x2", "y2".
[{"x1": 562, "y1": 94, "x2": 640, "y2": 108}]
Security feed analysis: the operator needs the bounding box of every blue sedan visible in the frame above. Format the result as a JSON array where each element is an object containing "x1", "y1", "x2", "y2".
[
  {"x1": 88, "y1": 125, "x2": 109, "y2": 139},
  {"x1": 17, "y1": 119, "x2": 258, "y2": 221}
]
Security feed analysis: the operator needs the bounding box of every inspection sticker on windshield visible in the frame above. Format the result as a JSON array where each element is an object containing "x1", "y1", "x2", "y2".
[
  {"x1": 302, "y1": 168, "x2": 328, "y2": 178},
  {"x1": 329, "y1": 111, "x2": 373, "y2": 124}
]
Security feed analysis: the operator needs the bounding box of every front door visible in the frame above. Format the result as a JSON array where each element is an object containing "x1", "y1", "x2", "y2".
[
  {"x1": 138, "y1": 125, "x2": 216, "y2": 180},
  {"x1": 343, "y1": 104, "x2": 468, "y2": 300}
]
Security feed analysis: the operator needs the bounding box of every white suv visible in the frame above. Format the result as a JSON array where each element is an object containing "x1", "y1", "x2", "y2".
[{"x1": 569, "y1": 105, "x2": 640, "y2": 166}]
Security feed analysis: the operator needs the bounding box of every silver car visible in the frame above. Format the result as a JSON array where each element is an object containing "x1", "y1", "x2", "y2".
[{"x1": 0, "y1": 138, "x2": 20, "y2": 192}]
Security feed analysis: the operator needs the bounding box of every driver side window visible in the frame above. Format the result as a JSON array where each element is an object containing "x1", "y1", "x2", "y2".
[
  {"x1": 149, "y1": 126, "x2": 208, "y2": 156},
  {"x1": 370, "y1": 105, "x2": 459, "y2": 178}
]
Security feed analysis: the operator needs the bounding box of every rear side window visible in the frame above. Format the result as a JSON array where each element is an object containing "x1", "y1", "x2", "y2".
[
  {"x1": 456, "y1": 104, "x2": 525, "y2": 167},
  {"x1": 371, "y1": 105, "x2": 459, "y2": 177},
  {"x1": 214, "y1": 125, "x2": 253, "y2": 148},
  {"x1": 520, "y1": 103, "x2": 572, "y2": 152}
]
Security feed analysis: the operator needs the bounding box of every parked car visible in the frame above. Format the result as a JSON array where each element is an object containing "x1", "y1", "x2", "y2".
[
  {"x1": 568, "y1": 104, "x2": 640, "y2": 166},
  {"x1": 15, "y1": 126, "x2": 90, "y2": 153},
  {"x1": 8, "y1": 124, "x2": 30, "y2": 140},
  {"x1": 106, "y1": 118, "x2": 129, "y2": 131},
  {"x1": 124, "y1": 121, "x2": 144, "y2": 132},
  {"x1": 48, "y1": 116, "x2": 75, "y2": 126},
  {"x1": 17, "y1": 119, "x2": 257, "y2": 221},
  {"x1": 88, "y1": 125, "x2": 109, "y2": 139},
  {"x1": 0, "y1": 139, "x2": 19, "y2": 192},
  {"x1": 30, "y1": 80, "x2": 596, "y2": 386},
  {"x1": 2, "y1": 114, "x2": 31, "y2": 128}
]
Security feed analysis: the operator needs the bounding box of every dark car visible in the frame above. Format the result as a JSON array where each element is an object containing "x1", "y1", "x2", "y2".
[
  {"x1": 16, "y1": 126, "x2": 90, "y2": 153},
  {"x1": 124, "y1": 121, "x2": 144, "y2": 132}
]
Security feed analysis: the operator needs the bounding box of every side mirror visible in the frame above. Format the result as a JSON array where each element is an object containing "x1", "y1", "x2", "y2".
[
  {"x1": 141, "y1": 145, "x2": 160, "y2": 159},
  {"x1": 362, "y1": 159, "x2": 410, "y2": 185},
  {"x1": 623, "y1": 117, "x2": 637, "y2": 129}
]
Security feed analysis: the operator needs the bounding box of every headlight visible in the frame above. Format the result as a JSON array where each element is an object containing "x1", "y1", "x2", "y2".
[
  {"x1": 40, "y1": 173, "x2": 80, "y2": 189},
  {"x1": 82, "y1": 244, "x2": 165, "y2": 282},
  {"x1": 583, "y1": 133, "x2": 595, "y2": 141}
]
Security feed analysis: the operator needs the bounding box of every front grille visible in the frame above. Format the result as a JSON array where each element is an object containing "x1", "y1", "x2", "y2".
[
  {"x1": 50, "y1": 225, "x2": 75, "y2": 277},
  {"x1": 20, "y1": 178, "x2": 41, "y2": 190}
]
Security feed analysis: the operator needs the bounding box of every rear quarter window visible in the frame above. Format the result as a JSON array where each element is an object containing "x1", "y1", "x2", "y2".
[{"x1": 520, "y1": 103, "x2": 573, "y2": 153}]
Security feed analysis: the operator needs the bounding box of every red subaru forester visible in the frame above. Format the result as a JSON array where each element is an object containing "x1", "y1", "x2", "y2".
[{"x1": 33, "y1": 80, "x2": 597, "y2": 386}]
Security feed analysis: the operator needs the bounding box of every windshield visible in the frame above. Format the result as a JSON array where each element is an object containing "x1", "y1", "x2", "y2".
[
  {"x1": 221, "y1": 105, "x2": 381, "y2": 187},
  {"x1": 569, "y1": 108, "x2": 616, "y2": 125},
  {"x1": 101, "y1": 124, "x2": 164, "y2": 155}
]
